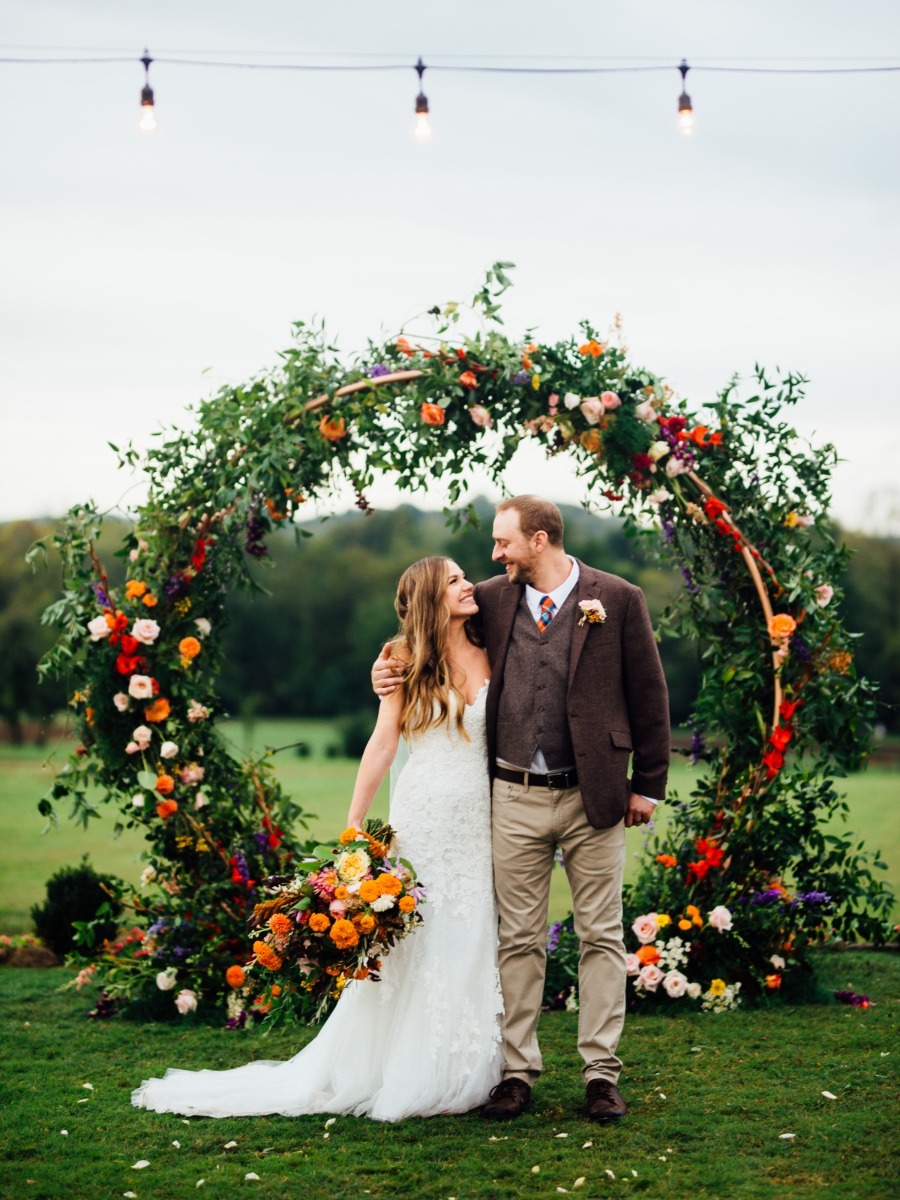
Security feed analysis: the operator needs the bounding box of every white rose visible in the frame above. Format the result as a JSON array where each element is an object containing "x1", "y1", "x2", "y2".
[
  {"x1": 662, "y1": 969, "x2": 689, "y2": 998},
  {"x1": 686, "y1": 981, "x2": 702, "y2": 999},
  {"x1": 769, "y1": 954, "x2": 786, "y2": 970},
  {"x1": 707, "y1": 905, "x2": 733, "y2": 932},
  {"x1": 335, "y1": 849, "x2": 371, "y2": 883},
  {"x1": 132, "y1": 725, "x2": 152, "y2": 749},
  {"x1": 635, "y1": 399, "x2": 657, "y2": 422},
  {"x1": 160, "y1": 741, "x2": 179, "y2": 760},
  {"x1": 131, "y1": 619, "x2": 161, "y2": 646},
  {"x1": 371, "y1": 893, "x2": 396, "y2": 913},
  {"x1": 638, "y1": 964, "x2": 664, "y2": 992},
  {"x1": 815, "y1": 584, "x2": 834, "y2": 608},
  {"x1": 140, "y1": 865, "x2": 157, "y2": 886},
  {"x1": 625, "y1": 953, "x2": 640, "y2": 976},
  {"x1": 580, "y1": 397, "x2": 604, "y2": 425},
  {"x1": 563, "y1": 392, "x2": 581, "y2": 410},
  {"x1": 648, "y1": 487, "x2": 670, "y2": 507},
  {"x1": 631, "y1": 914, "x2": 659, "y2": 945},
  {"x1": 128, "y1": 675, "x2": 154, "y2": 700},
  {"x1": 113, "y1": 692, "x2": 130, "y2": 712},
  {"x1": 648, "y1": 440, "x2": 670, "y2": 462},
  {"x1": 174, "y1": 989, "x2": 198, "y2": 1015},
  {"x1": 131, "y1": 794, "x2": 146, "y2": 808},
  {"x1": 156, "y1": 968, "x2": 177, "y2": 992},
  {"x1": 194, "y1": 791, "x2": 209, "y2": 810},
  {"x1": 195, "y1": 618, "x2": 211, "y2": 636},
  {"x1": 86, "y1": 615, "x2": 111, "y2": 642}
]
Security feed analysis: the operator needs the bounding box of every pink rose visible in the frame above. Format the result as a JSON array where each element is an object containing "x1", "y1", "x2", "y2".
[
  {"x1": 113, "y1": 692, "x2": 130, "y2": 713},
  {"x1": 707, "y1": 905, "x2": 733, "y2": 932},
  {"x1": 638, "y1": 963, "x2": 664, "y2": 991},
  {"x1": 187, "y1": 700, "x2": 210, "y2": 723},
  {"x1": 180, "y1": 763, "x2": 205, "y2": 786},
  {"x1": 625, "y1": 953, "x2": 640, "y2": 976},
  {"x1": 548, "y1": 392, "x2": 559, "y2": 415},
  {"x1": 86, "y1": 615, "x2": 111, "y2": 641},
  {"x1": 666, "y1": 456, "x2": 689, "y2": 478},
  {"x1": 125, "y1": 741, "x2": 140, "y2": 755},
  {"x1": 815, "y1": 584, "x2": 833, "y2": 608},
  {"x1": 132, "y1": 724, "x2": 152, "y2": 750},
  {"x1": 468, "y1": 404, "x2": 493, "y2": 428},
  {"x1": 631, "y1": 914, "x2": 659, "y2": 945},
  {"x1": 174, "y1": 989, "x2": 198, "y2": 1015},
  {"x1": 635, "y1": 400, "x2": 657, "y2": 422},
  {"x1": 662, "y1": 969, "x2": 689, "y2": 998},
  {"x1": 329, "y1": 899, "x2": 347, "y2": 917},
  {"x1": 128, "y1": 675, "x2": 154, "y2": 700},
  {"x1": 131, "y1": 619, "x2": 160, "y2": 645},
  {"x1": 160, "y1": 740, "x2": 179, "y2": 759},
  {"x1": 600, "y1": 390, "x2": 621, "y2": 410},
  {"x1": 580, "y1": 397, "x2": 604, "y2": 425}
]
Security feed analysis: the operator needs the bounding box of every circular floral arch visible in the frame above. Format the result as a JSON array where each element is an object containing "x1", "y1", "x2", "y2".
[{"x1": 39, "y1": 264, "x2": 891, "y2": 1020}]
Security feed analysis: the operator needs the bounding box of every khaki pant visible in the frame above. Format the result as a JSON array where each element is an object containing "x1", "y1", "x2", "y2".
[{"x1": 491, "y1": 777, "x2": 626, "y2": 1085}]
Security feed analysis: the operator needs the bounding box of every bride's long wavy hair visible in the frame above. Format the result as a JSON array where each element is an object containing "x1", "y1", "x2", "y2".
[{"x1": 391, "y1": 556, "x2": 479, "y2": 741}]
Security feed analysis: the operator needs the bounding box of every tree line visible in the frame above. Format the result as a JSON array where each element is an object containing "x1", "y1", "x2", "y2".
[{"x1": 1, "y1": 502, "x2": 896, "y2": 741}]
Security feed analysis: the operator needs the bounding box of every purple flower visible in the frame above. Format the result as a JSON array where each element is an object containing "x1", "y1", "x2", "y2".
[
  {"x1": 791, "y1": 635, "x2": 812, "y2": 663},
  {"x1": 546, "y1": 920, "x2": 563, "y2": 955},
  {"x1": 748, "y1": 888, "x2": 786, "y2": 906},
  {"x1": 165, "y1": 574, "x2": 186, "y2": 600},
  {"x1": 680, "y1": 563, "x2": 700, "y2": 595},
  {"x1": 834, "y1": 990, "x2": 870, "y2": 1007},
  {"x1": 92, "y1": 583, "x2": 109, "y2": 606},
  {"x1": 253, "y1": 831, "x2": 269, "y2": 853},
  {"x1": 794, "y1": 891, "x2": 832, "y2": 908},
  {"x1": 225, "y1": 1010, "x2": 248, "y2": 1029},
  {"x1": 368, "y1": 363, "x2": 391, "y2": 378},
  {"x1": 690, "y1": 729, "x2": 706, "y2": 765},
  {"x1": 661, "y1": 518, "x2": 676, "y2": 544},
  {"x1": 511, "y1": 371, "x2": 530, "y2": 386}
]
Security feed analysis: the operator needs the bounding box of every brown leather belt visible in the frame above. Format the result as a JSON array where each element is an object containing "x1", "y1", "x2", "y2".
[{"x1": 494, "y1": 765, "x2": 579, "y2": 790}]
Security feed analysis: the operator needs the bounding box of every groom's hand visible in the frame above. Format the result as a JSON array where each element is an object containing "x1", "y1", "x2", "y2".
[
  {"x1": 372, "y1": 643, "x2": 405, "y2": 697},
  {"x1": 624, "y1": 793, "x2": 656, "y2": 827}
]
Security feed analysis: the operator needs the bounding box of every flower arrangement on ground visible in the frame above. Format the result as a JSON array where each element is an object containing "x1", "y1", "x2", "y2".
[{"x1": 226, "y1": 819, "x2": 426, "y2": 1026}]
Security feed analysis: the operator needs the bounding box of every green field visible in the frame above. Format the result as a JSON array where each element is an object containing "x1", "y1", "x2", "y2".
[{"x1": 2, "y1": 719, "x2": 897, "y2": 932}]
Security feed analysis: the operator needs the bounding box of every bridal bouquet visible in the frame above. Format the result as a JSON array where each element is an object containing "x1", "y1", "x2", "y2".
[{"x1": 235, "y1": 819, "x2": 426, "y2": 1024}]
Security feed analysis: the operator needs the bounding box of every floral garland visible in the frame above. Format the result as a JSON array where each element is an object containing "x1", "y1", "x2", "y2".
[{"x1": 37, "y1": 264, "x2": 892, "y2": 1021}]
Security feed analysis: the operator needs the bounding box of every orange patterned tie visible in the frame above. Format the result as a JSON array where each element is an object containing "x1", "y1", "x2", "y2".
[{"x1": 536, "y1": 594, "x2": 557, "y2": 632}]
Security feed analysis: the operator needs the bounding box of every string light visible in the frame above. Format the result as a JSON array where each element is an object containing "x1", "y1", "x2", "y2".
[
  {"x1": 414, "y1": 56, "x2": 430, "y2": 140},
  {"x1": 677, "y1": 59, "x2": 693, "y2": 136},
  {"x1": 139, "y1": 49, "x2": 156, "y2": 132}
]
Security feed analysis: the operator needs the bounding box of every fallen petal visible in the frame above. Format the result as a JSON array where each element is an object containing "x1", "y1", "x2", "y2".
[
  {"x1": 573, "y1": 1178, "x2": 586, "y2": 1189},
  {"x1": 324, "y1": 1117, "x2": 336, "y2": 1128},
  {"x1": 555, "y1": 1132, "x2": 569, "y2": 1138},
  {"x1": 822, "y1": 1091, "x2": 837, "y2": 1100},
  {"x1": 132, "y1": 1160, "x2": 150, "y2": 1169},
  {"x1": 779, "y1": 1133, "x2": 797, "y2": 1140},
  {"x1": 123, "y1": 1193, "x2": 137, "y2": 1198},
  {"x1": 77, "y1": 1098, "x2": 89, "y2": 1104},
  {"x1": 582, "y1": 1141, "x2": 593, "y2": 1149},
  {"x1": 224, "y1": 1141, "x2": 238, "y2": 1149},
  {"x1": 531, "y1": 1166, "x2": 540, "y2": 1174},
  {"x1": 658, "y1": 1093, "x2": 667, "y2": 1100},
  {"x1": 172, "y1": 1140, "x2": 181, "y2": 1148},
  {"x1": 60, "y1": 1130, "x2": 68, "y2": 1136},
  {"x1": 245, "y1": 1173, "x2": 260, "y2": 1181},
  {"x1": 631, "y1": 1170, "x2": 638, "y2": 1178},
  {"x1": 196, "y1": 1181, "x2": 205, "y2": 1189},
  {"x1": 605, "y1": 1169, "x2": 616, "y2": 1179},
  {"x1": 82, "y1": 1083, "x2": 94, "y2": 1090}
]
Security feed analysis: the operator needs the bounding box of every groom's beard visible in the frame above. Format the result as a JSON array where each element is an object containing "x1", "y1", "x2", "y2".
[{"x1": 505, "y1": 561, "x2": 537, "y2": 586}]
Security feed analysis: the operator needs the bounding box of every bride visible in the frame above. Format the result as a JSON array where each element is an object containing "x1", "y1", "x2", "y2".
[{"x1": 132, "y1": 556, "x2": 502, "y2": 1121}]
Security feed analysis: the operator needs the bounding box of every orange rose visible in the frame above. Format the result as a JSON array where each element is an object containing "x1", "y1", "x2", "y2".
[
  {"x1": 768, "y1": 613, "x2": 797, "y2": 642},
  {"x1": 308, "y1": 913, "x2": 331, "y2": 933},
  {"x1": 354, "y1": 967, "x2": 369, "y2": 981},
  {"x1": 178, "y1": 636, "x2": 201, "y2": 660},
  {"x1": 398, "y1": 895, "x2": 416, "y2": 913},
  {"x1": 142, "y1": 593, "x2": 158, "y2": 608},
  {"x1": 125, "y1": 580, "x2": 148, "y2": 600},
  {"x1": 578, "y1": 339, "x2": 605, "y2": 357},
  {"x1": 420, "y1": 403, "x2": 446, "y2": 426},
  {"x1": 765, "y1": 973, "x2": 782, "y2": 989},
  {"x1": 678, "y1": 918, "x2": 693, "y2": 931},
  {"x1": 144, "y1": 698, "x2": 171, "y2": 723},
  {"x1": 268, "y1": 913, "x2": 292, "y2": 937},
  {"x1": 156, "y1": 774, "x2": 175, "y2": 796},
  {"x1": 225, "y1": 965, "x2": 246, "y2": 988},
  {"x1": 636, "y1": 944, "x2": 660, "y2": 966},
  {"x1": 318, "y1": 414, "x2": 347, "y2": 442},
  {"x1": 458, "y1": 370, "x2": 478, "y2": 390},
  {"x1": 155, "y1": 798, "x2": 178, "y2": 819},
  {"x1": 655, "y1": 854, "x2": 677, "y2": 868},
  {"x1": 579, "y1": 429, "x2": 603, "y2": 454},
  {"x1": 330, "y1": 918, "x2": 359, "y2": 950},
  {"x1": 359, "y1": 879, "x2": 380, "y2": 903}
]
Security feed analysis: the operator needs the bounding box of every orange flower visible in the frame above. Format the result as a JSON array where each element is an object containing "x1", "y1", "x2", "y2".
[
  {"x1": 125, "y1": 580, "x2": 148, "y2": 600},
  {"x1": 636, "y1": 944, "x2": 660, "y2": 965},
  {"x1": 765, "y1": 973, "x2": 782, "y2": 989},
  {"x1": 85, "y1": 707, "x2": 95, "y2": 726},
  {"x1": 578, "y1": 339, "x2": 605, "y2": 357},
  {"x1": 155, "y1": 798, "x2": 178, "y2": 819},
  {"x1": 179, "y1": 636, "x2": 201, "y2": 660},
  {"x1": 268, "y1": 913, "x2": 292, "y2": 937},
  {"x1": 253, "y1": 940, "x2": 283, "y2": 971},
  {"x1": 768, "y1": 613, "x2": 797, "y2": 642},
  {"x1": 655, "y1": 854, "x2": 677, "y2": 868},
  {"x1": 420, "y1": 403, "x2": 446, "y2": 426},
  {"x1": 354, "y1": 967, "x2": 369, "y2": 981},
  {"x1": 318, "y1": 414, "x2": 347, "y2": 442},
  {"x1": 359, "y1": 879, "x2": 381, "y2": 903},
  {"x1": 356, "y1": 914, "x2": 376, "y2": 934},
  {"x1": 334, "y1": 885, "x2": 350, "y2": 901},
  {"x1": 329, "y1": 918, "x2": 359, "y2": 950},
  {"x1": 395, "y1": 336, "x2": 415, "y2": 357},
  {"x1": 308, "y1": 913, "x2": 331, "y2": 933},
  {"x1": 145, "y1": 697, "x2": 171, "y2": 723},
  {"x1": 458, "y1": 370, "x2": 478, "y2": 390},
  {"x1": 225, "y1": 965, "x2": 246, "y2": 988},
  {"x1": 678, "y1": 919, "x2": 693, "y2": 931},
  {"x1": 339, "y1": 827, "x2": 359, "y2": 845},
  {"x1": 398, "y1": 895, "x2": 416, "y2": 913},
  {"x1": 579, "y1": 429, "x2": 603, "y2": 454},
  {"x1": 270, "y1": 984, "x2": 282, "y2": 997},
  {"x1": 156, "y1": 774, "x2": 175, "y2": 796},
  {"x1": 142, "y1": 593, "x2": 158, "y2": 608},
  {"x1": 521, "y1": 354, "x2": 533, "y2": 370},
  {"x1": 376, "y1": 873, "x2": 402, "y2": 897}
]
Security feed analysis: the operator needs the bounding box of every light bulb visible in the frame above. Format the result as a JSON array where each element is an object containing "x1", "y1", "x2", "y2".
[
  {"x1": 415, "y1": 111, "x2": 431, "y2": 141},
  {"x1": 678, "y1": 105, "x2": 694, "y2": 136},
  {"x1": 140, "y1": 103, "x2": 157, "y2": 133}
]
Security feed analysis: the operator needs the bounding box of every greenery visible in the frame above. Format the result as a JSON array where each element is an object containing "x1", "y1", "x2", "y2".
[
  {"x1": 30, "y1": 856, "x2": 123, "y2": 958},
  {"x1": 22, "y1": 264, "x2": 895, "y2": 1020},
  {"x1": 2, "y1": 953, "x2": 897, "y2": 1200}
]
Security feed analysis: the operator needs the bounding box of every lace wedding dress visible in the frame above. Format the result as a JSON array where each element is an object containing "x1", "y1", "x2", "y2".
[{"x1": 132, "y1": 683, "x2": 502, "y2": 1121}]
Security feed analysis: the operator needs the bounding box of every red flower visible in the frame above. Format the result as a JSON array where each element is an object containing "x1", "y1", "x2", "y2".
[
  {"x1": 115, "y1": 653, "x2": 141, "y2": 676},
  {"x1": 191, "y1": 537, "x2": 208, "y2": 573},
  {"x1": 660, "y1": 415, "x2": 686, "y2": 434},
  {"x1": 780, "y1": 698, "x2": 802, "y2": 720},
  {"x1": 703, "y1": 496, "x2": 728, "y2": 520},
  {"x1": 119, "y1": 634, "x2": 139, "y2": 656},
  {"x1": 632, "y1": 453, "x2": 653, "y2": 470},
  {"x1": 420, "y1": 403, "x2": 446, "y2": 426},
  {"x1": 687, "y1": 859, "x2": 711, "y2": 882},
  {"x1": 762, "y1": 748, "x2": 785, "y2": 779},
  {"x1": 769, "y1": 725, "x2": 793, "y2": 752},
  {"x1": 458, "y1": 370, "x2": 478, "y2": 390}
]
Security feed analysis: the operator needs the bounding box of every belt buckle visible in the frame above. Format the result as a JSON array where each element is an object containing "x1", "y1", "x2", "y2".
[{"x1": 547, "y1": 770, "x2": 566, "y2": 790}]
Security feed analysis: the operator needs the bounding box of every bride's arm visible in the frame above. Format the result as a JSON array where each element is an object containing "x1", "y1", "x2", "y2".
[{"x1": 346, "y1": 687, "x2": 404, "y2": 829}]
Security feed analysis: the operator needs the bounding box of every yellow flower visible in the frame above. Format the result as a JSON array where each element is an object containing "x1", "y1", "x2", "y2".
[
  {"x1": 709, "y1": 978, "x2": 726, "y2": 997},
  {"x1": 784, "y1": 511, "x2": 799, "y2": 528},
  {"x1": 531, "y1": 373, "x2": 541, "y2": 391},
  {"x1": 336, "y1": 849, "x2": 371, "y2": 883},
  {"x1": 655, "y1": 913, "x2": 671, "y2": 928}
]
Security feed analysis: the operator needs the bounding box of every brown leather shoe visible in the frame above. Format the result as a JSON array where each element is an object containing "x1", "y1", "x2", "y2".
[
  {"x1": 483, "y1": 1077, "x2": 532, "y2": 1120},
  {"x1": 585, "y1": 1078, "x2": 627, "y2": 1122}
]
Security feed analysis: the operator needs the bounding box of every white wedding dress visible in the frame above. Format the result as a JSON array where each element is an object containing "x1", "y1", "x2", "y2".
[{"x1": 132, "y1": 684, "x2": 502, "y2": 1121}]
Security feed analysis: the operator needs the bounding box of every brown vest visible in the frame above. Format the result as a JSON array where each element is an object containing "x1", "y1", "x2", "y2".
[{"x1": 494, "y1": 592, "x2": 577, "y2": 770}]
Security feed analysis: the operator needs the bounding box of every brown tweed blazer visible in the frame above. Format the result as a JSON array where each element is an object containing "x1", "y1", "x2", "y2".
[{"x1": 474, "y1": 558, "x2": 670, "y2": 830}]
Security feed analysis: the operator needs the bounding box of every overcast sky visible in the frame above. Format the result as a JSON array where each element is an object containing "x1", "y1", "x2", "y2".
[{"x1": 2, "y1": 1, "x2": 898, "y2": 532}]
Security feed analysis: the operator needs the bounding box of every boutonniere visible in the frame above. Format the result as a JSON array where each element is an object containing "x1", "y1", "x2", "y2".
[{"x1": 578, "y1": 599, "x2": 607, "y2": 627}]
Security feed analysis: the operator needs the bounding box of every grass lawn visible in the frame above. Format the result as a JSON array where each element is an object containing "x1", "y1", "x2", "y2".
[
  {"x1": 2, "y1": 720, "x2": 898, "y2": 931},
  {"x1": 1, "y1": 950, "x2": 897, "y2": 1200}
]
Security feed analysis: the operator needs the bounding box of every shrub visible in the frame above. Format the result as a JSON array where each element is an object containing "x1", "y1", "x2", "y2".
[{"x1": 30, "y1": 856, "x2": 123, "y2": 957}]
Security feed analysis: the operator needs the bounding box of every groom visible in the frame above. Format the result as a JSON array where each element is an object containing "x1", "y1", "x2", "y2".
[{"x1": 376, "y1": 496, "x2": 669, "y2": 1121}]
